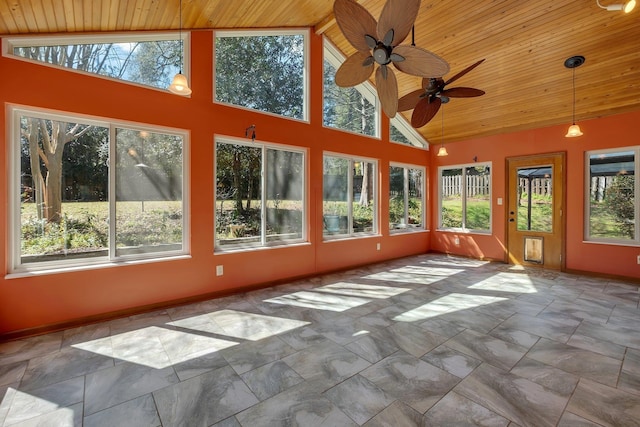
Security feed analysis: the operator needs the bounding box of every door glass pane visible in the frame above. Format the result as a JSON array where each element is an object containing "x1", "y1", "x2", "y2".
[
  {"x1": 323, "y1": 156, "x2": 349, "y2": 235},
  {"x1": 517, "y1": 166, "x2": 553, "y2": 232}
]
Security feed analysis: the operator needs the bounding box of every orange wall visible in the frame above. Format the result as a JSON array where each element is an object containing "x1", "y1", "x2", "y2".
[
  {"x1": 430, "y1": 110, "x2": 640, "y2": 279},
  {"x1": 0, "y1": 30, "x2": 431, "y2": 336}
]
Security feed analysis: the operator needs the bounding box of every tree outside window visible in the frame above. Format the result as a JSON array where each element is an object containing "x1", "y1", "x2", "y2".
[
  {"x1": 215, "y1": 140, "x2": 305, "y2": 250},
  {"x1": 323, "y1": 154, "x2": 377, "y2": 238},
  {"x1": 14, "y1": 108, "x2": 186, "y2": 271},
  {"x1": 390, "y1": 165, "x2": 424, "y2": 231}
]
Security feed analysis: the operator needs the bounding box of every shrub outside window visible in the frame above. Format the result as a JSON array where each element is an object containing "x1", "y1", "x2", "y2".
[
  {"x1": 10, "y1": 107, "x2": 187, "y2": 273},
  {"x1": 215, "y1": 30, "x2": 308, "y2": 121},
  {"x1": 586, "y1": 148, "x2": 638, "y2": 243},
  {"x1": 439, "y1": 163, "x2": 491, "y2": 232},
  {"x1": 323, "y1": 39, "x2": 379, "y2": 137},
  {"x1": 390, "y1": 164, "x2": 425, "y2": 232},
  {"x1": 215, "y1": 138, "x2": 305, "y2": 251},
  {"x1": 323, "y1": 154, "x2": 378, "y2": 238},
  {"x1": 4, "y1": 32, "x2": 187, "y2": 91}
]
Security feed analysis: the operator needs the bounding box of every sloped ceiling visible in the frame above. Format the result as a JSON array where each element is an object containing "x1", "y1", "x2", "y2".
[{"x1": 1, "y1": 0, "x2": 639, "y2": 144}]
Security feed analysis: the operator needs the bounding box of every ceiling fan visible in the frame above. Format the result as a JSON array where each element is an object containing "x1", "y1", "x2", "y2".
[
  {"x1": 333, "y1": 0, "x2": 450, "y2": 118},
  {"x1": 398, "y1": 59, "x2": 486, "y2": 128}
]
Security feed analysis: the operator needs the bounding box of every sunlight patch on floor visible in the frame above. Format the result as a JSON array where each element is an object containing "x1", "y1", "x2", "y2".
[{"x1": 393, "y1": 293, "x2": 508, "y2": 322}]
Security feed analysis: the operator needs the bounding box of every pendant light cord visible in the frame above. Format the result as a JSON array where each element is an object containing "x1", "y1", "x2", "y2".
[
  {"x1": 179, "y1": 0, "x2": 183, "y2": 73},
  {"x1": 571, "y1": 67, "x2": 576, "y2": 125}
]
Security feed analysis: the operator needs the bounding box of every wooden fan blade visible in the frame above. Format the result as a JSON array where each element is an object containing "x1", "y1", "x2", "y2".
[
  {"x1": 445, "y1": 58, "x2": 485, "y2": 85},
  {"x1": 392, "y1": 45, "x2": 449, "y2": 78},
  {"x1": 376, "y1": 66, "x2": 398, "y2": 118},
  {"x1": 398, "y1": 89, "x2": 424, "y2": 112},
  {"x1": 377, "y1": 0, "x2": 421, "y2": 46},
  {"x1": 411, "y1": 97, "x2": 441, "y2": 128},
  {"x1": 442, "y1": 87, "x2": 485, "y2": 98},
  {"x1": 334, "y1": 0, "x2": 378, "y2": 53},
  {"x1": 335, "y1": 52, "x2": 375, "y2": 87}
]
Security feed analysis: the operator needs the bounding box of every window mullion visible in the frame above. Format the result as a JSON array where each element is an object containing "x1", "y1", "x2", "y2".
[
  {"x1": 261, "y1": 147, "x2": 267, "y2": 246},
  {"x1": 109, "y1": 125, "x2": 117, "y2": 260},
  {"x1": 461, "y1": 168, "x2": 468, "y2": 230},
  {"x1": 403, "y1": 168, "x2": 409, "y2": 225}
]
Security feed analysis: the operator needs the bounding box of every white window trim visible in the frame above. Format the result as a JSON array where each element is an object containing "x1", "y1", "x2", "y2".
[
  {"x1": 323, "y1": 151, "x2": 379, "y2": 240},
  {"x1": 2, "y1": 32, "x2": 190, "y2": 93},
  {"x1": 389, "y1": 162, "x2": 426, "y2": 233},
  {"x1": 584, "y1": 146, "x2": 639, "y2": 245},
  {"x1": 8, "y1": 104, "x2": 190, "y2": 275},
  {"x1": 323, "y1": 38, "x2": 381, "y2": 139},
  {"x1": 214, "y1": 135, "x2": 308, "y2": 253},
  {"x1": 437, "y1": 162, "x2": 492, "y2": 233},
  {"x1": 213, "y1": 29, "x2": 310, "y2": 123},
  {"x1": 390, "y1": 116, "x2": 428, "y2": 148}
]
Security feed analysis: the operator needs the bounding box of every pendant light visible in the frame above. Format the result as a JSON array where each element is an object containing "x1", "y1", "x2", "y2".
[
  {"x1": 596, "y1": 0, "x2": 636, "y2": 12},
  {"x1": 168, "y1": 0, "x2": 192, "y2": 96},
  {"x1": 436, "y1": 107, "x2": 448, "y2": 156},
  {"x1": 564, "y1": 55, "x2": 585, "y2": 138}
]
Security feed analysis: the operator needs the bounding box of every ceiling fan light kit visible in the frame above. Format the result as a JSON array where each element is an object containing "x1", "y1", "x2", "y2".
[
  {"x1": 564, "y1": 55, "x2": 585, "y2": 138},
  {"x1": 596, "y1": 0, "x2": 636, "y2": 12},
  {"x1": 333, "y1": 0, "x2": 450, "y2": 118},
  {"x1": 168, "y1": 0, "x2": 192, "y2": 96}
]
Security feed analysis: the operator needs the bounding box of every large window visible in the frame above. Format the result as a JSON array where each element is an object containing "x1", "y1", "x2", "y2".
[
  {"x1": 10, "y1": 107, "x2": 187, "y2": 273},
  {"x1": 4, "y1": 33, "x2": 187, "y2": 90},
  {"x1": 215, "y1": 30, "x2": 308, "y2": 121},
  {"x1": 586, "y1": 148, "x2": 638, "y2": 243},
  {"x1": 390, "y1": 164, "x2": 425, "y2": 232},
  {"x1": 323, "y1": 40, "x2": 379, "y2": 137},
  {"x1": 439, "y1": 163, "x2": 491, "y2": 232},
  {"x1": 323, "y1": 154, "x2": 378, "y2": 238},
  {"x1": 215, "y1": 138, "x2": 305, "y2": 250}
]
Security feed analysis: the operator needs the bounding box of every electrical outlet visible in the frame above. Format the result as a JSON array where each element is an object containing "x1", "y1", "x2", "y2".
[
  {"x1": 637, "y1": 255, "x2": 640, "y2": 265},
  {"x1": 377, "y1": 243, "x2": 381, "y2": 251},
  {"x1": 216, "y1": 265, "x2": 224, "y2": 276},
  {"x1": 454, "y1": 237, "x2": 460, "y2": 245}
]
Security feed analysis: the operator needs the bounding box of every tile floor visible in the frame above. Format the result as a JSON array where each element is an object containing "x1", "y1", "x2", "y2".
[{"x1": 1, "y1": 254, "x2": 640, "y2": 426}]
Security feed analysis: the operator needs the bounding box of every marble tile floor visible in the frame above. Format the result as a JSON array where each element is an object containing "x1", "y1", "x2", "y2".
[{"x1": 1, "y1": 254, "x2": 640, "y2": 426}]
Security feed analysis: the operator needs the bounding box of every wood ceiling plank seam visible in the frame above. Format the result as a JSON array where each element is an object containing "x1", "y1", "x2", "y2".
[
  {"x1": 83, "y1": 0, "x2": 94, "y2": 31},
  {"x1": 105, "y1": 0, "x2": 118, "y2": 31},
  {"x1": 39, "y1": 0, "x2": 62, "y2": 32},
  {"x1": 71, "y1": 0, "x2": 83, "y2": 32},
  {"x1": 130, "y1": 0, "x2": 152, "y2": 30},
  {"x1": 61, "y1": 0, "x2": 74, "y2": 32},
  {"x1": 0, "y1": 1, "x2": 20, "y2": 34},
  {"x1": 122, "y1": 0, "x2": 138, "y2": 31},
  {"x1": 141, "y1": 0, "x2": 163, "y2": 30},
  {"x1": 22, "y1": 0, "x2": 42, "y2": 32}
]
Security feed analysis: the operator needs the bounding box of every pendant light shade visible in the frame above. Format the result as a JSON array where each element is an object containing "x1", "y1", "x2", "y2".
[
  {"x1": 564, "y1": 55, "x2": 585, "y2": 138},
  {"x1": 168, "y1": 0, "x2": 191, "y2": 96},
  {"x1": 168, "y1": 73, "x2": 192, "y2": 95},
  {"x1": 437, "y1": 146, "x2": 449, "y2": 156},
  {"x1": 565, "y1": 124, "x2": 583, "y2": 138},
  {"x1": 596, "y1": 0, "x2": 636, "y2": 12}
]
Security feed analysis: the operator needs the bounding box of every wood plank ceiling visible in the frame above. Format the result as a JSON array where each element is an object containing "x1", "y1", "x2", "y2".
[{"x1": 1, "y1": 0, "x2": 639, "y2": 144}]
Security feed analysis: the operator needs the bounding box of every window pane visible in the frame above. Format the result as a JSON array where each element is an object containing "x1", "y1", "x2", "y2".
[
  {"x1": 266, "y1": 149, "x2": 304, "y2": 242},
  {"x1": 389, "y1": 166, "x2": 406, "y2": 229},
  {"x1": 115, "y1": 129, "x2": 184, "y2": 256},
  {"x1": 215, "y1": 143, "x2": 263, "y2": 248},
  {"x1": 19, "y1": 115, "x2": 109, "y2": 264},
  {"x1": 323, "y1": 157, "x2": 349, "y2": 235},
  {"x1": 589, "y1": 151, "x2": 635, "y2": 240},
  {"x1": 353, "y1": 161, "x2": 375, "y2": 233},
  {"x1": 390, "y1": 124, "x2": 412, "y2": 145},
  {"x1": 12, "y1": 38, "x2": 182, "y2": 89},
  {"x1": 516, "y1": 166, "x2": 552, "y2": 232},
  {"x1": 323, "y1": 60, "x2": 376, "y2": 136},
  {"x1": 408, "y1": 168, "x2": 424, "y2": 228},
  {"x1": 441, "y1": 168, "x2": 463, "y2": 228},
  {"x1": 215, "y1": 34, "x2": 305, "y2": 119},
  {"x1": 465, "y1": 165, "x2": 491, "y2": 231}
]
